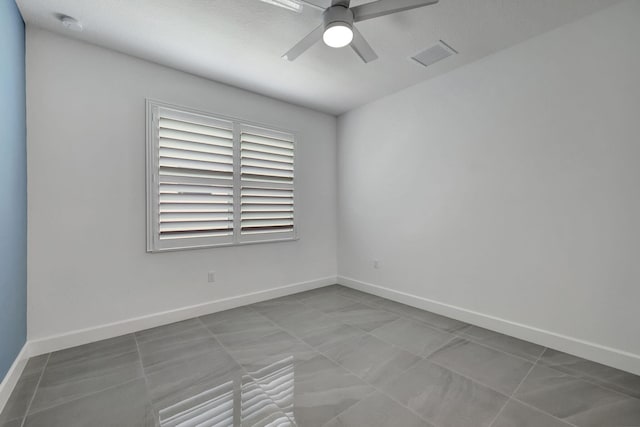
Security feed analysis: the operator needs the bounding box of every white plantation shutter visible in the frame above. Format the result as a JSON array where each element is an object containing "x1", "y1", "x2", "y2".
[
  {"x1": 240, "y1": 125, "x2": 295, "y2": 242},
  {"x1": 148, "y1": 104, "x2": 235, "y2": 251},
  {"x1": 147, "y1": 101, "x2": 296, "y2": 252}
]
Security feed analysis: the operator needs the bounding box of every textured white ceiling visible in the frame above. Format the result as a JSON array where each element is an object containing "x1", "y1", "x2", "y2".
[{"x1": 16, "y1": 0, "x2": 621, "y2": 115}]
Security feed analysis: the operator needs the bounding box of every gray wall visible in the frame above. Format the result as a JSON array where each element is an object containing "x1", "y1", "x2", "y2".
[
  {"x1": 26, "y1": 28, "x2": 338, "y2": 341},
  {"x1": 338, "y1": 1, "x2": 640, "y2": 373},
  {"x1": 0, "y1": 0, "x2": 27, "y2": 380}
]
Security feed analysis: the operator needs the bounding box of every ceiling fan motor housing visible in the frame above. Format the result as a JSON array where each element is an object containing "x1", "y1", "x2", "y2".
[
  {"x1": 283, "y1": 0, "x2": 438, "y2": 62},
  {"x1": 323, "y1": 5, "x2": 354, "y2": 31}
]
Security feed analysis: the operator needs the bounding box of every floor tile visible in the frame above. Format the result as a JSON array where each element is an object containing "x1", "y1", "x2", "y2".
[
  {"x1": 46, "y1": 334, "x2": 137, "y2": 365},
  {"x1": 0, "y1": 418, "x2": 22, "y2": 427},
  {"x1": 372, "y1": 299, "x2": 469, "y2": 333},
  {"x1": 323, "y1": 391, "x2": 433, "y2": 427},
  {"x1": 144, "y1": 345, "x2": 241, "y2": 414},
  {"x1": 301, "y1": 322, "x2": 364, "y2": 352},
  {"x1": 22, "y1": 355, "x2": 49, "y2": 377},
  {"x1": 371, "y1": 317, "x2": 454, "y2": 357},
  {"x1": 296, "y1": 286, "x2": 343, "y2": 299},
  {"x1": 270, "y1": 307, "x2": 364, "y2": 350},
  {"x1": 265, "y1": 306, "x2": 338, "y2": 336},
  {"x1": 285, "y1": 354, "x2": 374, "y2": 427},
  {"x1": 200, "y1": 306, "x2": 274, "y2": 335},
  {"x1": 250, "y1": 299, "x2": 310, "y2": 324},
  {"x1": 298, "y1": 292, "x2": 358, "y2": 312},
  {"x1": 135, "y1": 318, "x2": 210, "y2": 346},
  {"x1": 427, "y1": 338, "x2": 533, "y2": 395},
  {"x1": 371, "y1": 299, "x2": 420, "y2": 316},
  {"x1": 244, "y1": 352, "x2": 372, "y2": 426},
  {"x1": 29, "y1": 342, "x2": 143, "y2": 413},
  {"x1": 330, "y1": 286, "x2": 389, "y2": 305},
  {"x1": 492, "y1": 400, "x2": 573, "y2": 427},
  {"x1": 459, "y1": 326, "x2": 546, "y2": 361},
  {"x1": 382, "y1": 359, "x2": 508, "y2": 427},
  {"x1": 539, "y1": 348, "x2": 640, "y2": 399},
  {"x1": 414, "y1": 311, "x2": 470, "y2": 333},
  {"x1": 0, "y1": 372, "x2": 41, "y2": 422},
  {"x1": 23, "y1": 379, "x2": 155, "y2": 427},
  {"x1": 515, "y1": 363, "x2": 640, "y2": 427},
  {"x1": 323, "y1": 301, "x2": 400, "y2": 332},
  {"x1": 241, "y1": 374, "x2": 295, "y2": 426},
  {"x1": 139, "y1": 335, "x2": 223, "y2": 375},
  {"x1": 136, "y1": 318, "x2": 222, "y2": 373},
  {"x1": 157, "y1": 376, "x2": 237, "y2": 427},
  {"x1": 245, "y1": 355, "x2": 296, "y2": 420},
  {"x1": 151, "y1": 365, "x2": 294, "y2": 426},
  {"x1": 215, "y1": 327, "x2": 315, "y2": 372},
  {"x1": 9, "y1": 288, "x2": 639, "y2": 427},
  {"x1": 320, "y1": 334, "x2": 420, "y2": 387}
]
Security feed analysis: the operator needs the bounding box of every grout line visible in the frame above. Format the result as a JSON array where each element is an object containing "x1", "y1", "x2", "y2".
[
  {"x1": 340, "y1": 286, "x2": 640, "y2": 399},
  {"x1": 244, "y1": 302, "x2": 441, "y2": 426},
  {"x1": 534, "y1": 355, "x2": 640, "y2": 400},
  {"x1": 160, "y1": 287, "x2": 640, "y2": 425},
  {"x1": 132, "y1": 333, "x2": 161, "y2": 427},
  {"x1": 509, "y1": 396, "x2": 580, "y2": 427},
  {"x1": 426, "y1": 358, "x2": 512, "y2": 398},
  {"x1": 291, "y1": 287, "x2": 562, "y2": 427},
  {"x1": 242, "y1": 305, "x2": 414, "y2": 422},
  {"x1": 132, "y1": 287, "x2": 597, "y2": 427},
  {"x1": 340, "y1": 291, "x2": 473, "y2": 334},
  {"x1": 19, "y1": 353, "x2": 50, "y2": 427},
  {"x1": 21, "y1": 337, "x2": 146, "y2": 418},
  {"x1": 339, "y1": 287, "x2": 566, "y2": 371},
  {"x1": 423, "y1": 334, "x2": 460, "y2": 359},
  {"x1": 539, "y1": 352, "x2": 640, "y2": 399},
  {"x1": 449, "y1": 335, "x2": 547, "y2": 364},
  {"x1": 484, "y1": 349, "x2": 580, "y2": 427},
  {"x1": 23, "y1": 377, "x2": 143, "y2": 418},
  {"x1": 487, "y1": 350, "x2": 544, "y2": 427},
  {"x1": 26, "y1": 286, "x2": 632, "y2": 427},
  {"x1": 314, "y1": 287, "x2": 550, "y2": 367},
  {"x1": 282, "y1": 288, "x2": 441, "y2": 361},
  {"x1": 316, "y1": 389, "x2": 378, "y2": 427},
  {"x1": 195, "y1": 316, "x2": 299, "y2": 426}
]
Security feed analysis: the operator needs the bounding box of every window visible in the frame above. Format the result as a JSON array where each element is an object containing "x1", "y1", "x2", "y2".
[{"x1": 146, "y1": 100, "x2": 296, "y2": 252}]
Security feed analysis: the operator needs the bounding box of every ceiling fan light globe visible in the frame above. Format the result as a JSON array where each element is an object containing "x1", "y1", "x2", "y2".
[{"x1": 323, "y1": 23, "x2": 353, "y2": 48}]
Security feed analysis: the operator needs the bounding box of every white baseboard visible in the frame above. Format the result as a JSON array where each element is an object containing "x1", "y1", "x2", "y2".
[
  {"x1": 0, "y1": 343, "x2": 31, "y2": 416},
  {"x1": 28, "y1": 276, "x2": 336, "y2": 357},
  {"x1": 338, "y1": 275, "x2": 640, "y2": 376}
]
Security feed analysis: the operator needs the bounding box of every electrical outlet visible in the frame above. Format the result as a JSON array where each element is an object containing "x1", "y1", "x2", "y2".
[
  {"x1": 208, "y1": 271, "x2": 216, "y2": 283},
  {"x1": 373, "y1": 260, "x2": 380, "y2": 269}
]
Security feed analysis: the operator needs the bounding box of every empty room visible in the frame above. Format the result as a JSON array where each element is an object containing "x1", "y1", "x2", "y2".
[{"x1": 1, "y1": 0, "x2": 640, "y2": 426}]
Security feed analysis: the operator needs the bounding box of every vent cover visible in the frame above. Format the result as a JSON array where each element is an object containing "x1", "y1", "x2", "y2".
[{"x1": 412, "y1": 41, "x2": 457, "y2": 68}]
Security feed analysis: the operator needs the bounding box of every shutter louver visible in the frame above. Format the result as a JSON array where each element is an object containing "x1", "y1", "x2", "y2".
[
  {"x1": 240, "y1": 127, "x2": 295, "y2": 240},
  {"x1": 158, "y1": 183, "x2": 233, "y2": 239},
  {"x1": 159, "y1": 117, "x2": 234, "y2": 181}
]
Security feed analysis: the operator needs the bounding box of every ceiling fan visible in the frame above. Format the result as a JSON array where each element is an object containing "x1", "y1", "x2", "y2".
[{"x1": 260, "y1": 0, "x2": 439, "y2": 63}]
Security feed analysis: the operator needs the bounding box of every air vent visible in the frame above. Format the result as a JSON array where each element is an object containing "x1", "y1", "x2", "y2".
[{"x1": 411, "y1": 41, "x2": 457, "y2": 68}]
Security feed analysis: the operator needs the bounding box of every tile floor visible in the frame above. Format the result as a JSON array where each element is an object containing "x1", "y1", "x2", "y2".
[{"x1": 1, "y1": 285, "x2": 640, "y2": 427}]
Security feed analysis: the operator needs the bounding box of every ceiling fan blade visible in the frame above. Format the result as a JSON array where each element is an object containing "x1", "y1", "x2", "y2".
[
  {"x1": 299, "y1": 0, "x2": 327, "y2": 11},
  {"x1": 352, "y1": 0, "x2": 438, "y2": 22},
  {"x1": 331, "y1": 0, "x2": 350, "y2": 6},
  {"x1": 350, "y1": 26, "x2": 378, "y2": 63},
  {"x1": 258, "y1": 0, "x2": 304, "y2": 12},
  {"x1": 282, "y1": 24, "x2": 325, "y2": 61}
]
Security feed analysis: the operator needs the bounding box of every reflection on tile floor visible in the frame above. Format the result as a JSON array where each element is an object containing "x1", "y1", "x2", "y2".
[{"x1": 2, "y1": 284, "x2": 640, "y2": 427}]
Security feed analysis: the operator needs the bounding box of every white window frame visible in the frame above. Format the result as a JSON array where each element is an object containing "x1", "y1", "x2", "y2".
[{"x1": 146, "y1": 99, "x2": 298, "y2": 252}]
